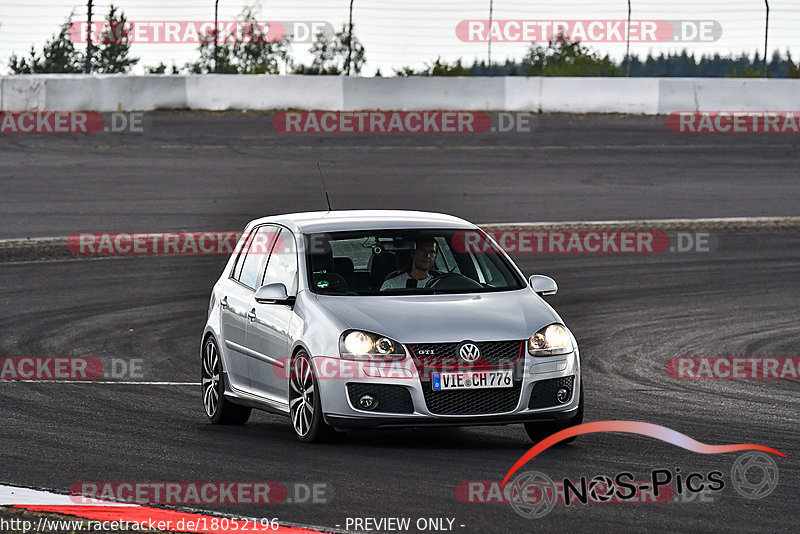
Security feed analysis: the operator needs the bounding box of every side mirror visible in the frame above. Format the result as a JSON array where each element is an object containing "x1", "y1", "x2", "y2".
[
  {"x1": 529, "y1": 275, "x2": 558, "y2": 296},
  {"x1": 254, "y1": 283, "x2": 293, "y2": 305}
]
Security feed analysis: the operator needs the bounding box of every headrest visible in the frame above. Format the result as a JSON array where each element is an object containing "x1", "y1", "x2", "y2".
[
  {"x1": 309, "y1": 241, "x2": 334, "y2": 272},
  {"x1": 333, "y1": 256, "x2": 355, "y2": 275},
  {"x1": 369, "y1": 251, "x2": 397, "y2": 272}
]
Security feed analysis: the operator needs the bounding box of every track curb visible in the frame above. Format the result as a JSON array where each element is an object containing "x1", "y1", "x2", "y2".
[{"x1": 1, "y1": 217, "x2": 798, "y2": 263}]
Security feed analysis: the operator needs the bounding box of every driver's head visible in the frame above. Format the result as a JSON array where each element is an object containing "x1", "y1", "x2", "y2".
[{"x1": 413, "y1": 237, "x2": 438, "y2": 272}]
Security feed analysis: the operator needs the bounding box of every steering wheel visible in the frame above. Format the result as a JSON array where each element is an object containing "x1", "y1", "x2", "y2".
[{"x1": 424, "y1": 272, "x2": 483, "y2": 290}]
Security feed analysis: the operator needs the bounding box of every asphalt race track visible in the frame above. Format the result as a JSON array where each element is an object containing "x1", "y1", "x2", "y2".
[
  {"x1": 0, "y1": 114, "x2": 798, "y2": 533},
  {"x1": 1, "y1": 113, "x2": 799, "y2": 238}
]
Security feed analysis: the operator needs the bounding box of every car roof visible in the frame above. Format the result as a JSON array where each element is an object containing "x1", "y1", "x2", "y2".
[{"x1": 246, "y1": 210, "x2": 478, "y2": 233}]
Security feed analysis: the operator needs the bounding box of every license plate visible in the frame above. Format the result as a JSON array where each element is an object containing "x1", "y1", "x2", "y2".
[{"x1": 432, "y1": 370, "x2": 513, "y2": 391}]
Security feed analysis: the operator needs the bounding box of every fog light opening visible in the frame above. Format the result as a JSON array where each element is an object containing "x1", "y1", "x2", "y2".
[
  {"x1": 556, "y1": 387, "x2": 571, "y2": 404},
  {"x1": 358, "y1": 393, "x2": 378, "y2": 411}
]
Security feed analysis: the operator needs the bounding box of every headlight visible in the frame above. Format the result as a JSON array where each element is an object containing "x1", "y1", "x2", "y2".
[
  {"x1": 528, "y1": 324, "x2": 574, "y2": 356},
  {"x1": 340, "y1": 330, "x2": 405, "y2": 360}
]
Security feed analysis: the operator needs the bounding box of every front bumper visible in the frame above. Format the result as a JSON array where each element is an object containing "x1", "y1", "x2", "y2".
[
  {"x1": 313, "y1": 348, "x2": 581, "y2": 430},
  {"x1": 326, "y1": 409, "x2": 578, "y2": 429}
]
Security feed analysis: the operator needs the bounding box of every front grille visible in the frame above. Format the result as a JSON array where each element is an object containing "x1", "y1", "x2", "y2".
[
  {"x1": 408, "y1": 339, "x2": 526, "y2": 416},
  {"x1": 347, "y1": 383, "x2": 414, "y2": 414},
  {"x1": 529, "y1": 376, "x2": 575, "y2": 409},
  {"x1": 421, "y1": 381, "x2": 523, "y2": 415},
  {"x1": 408, "y1": 340, "x2": 524, "y2": 369}
]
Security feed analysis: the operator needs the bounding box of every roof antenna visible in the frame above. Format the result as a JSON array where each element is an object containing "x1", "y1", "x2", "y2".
[{"x1": 317, "y1": 162, "x2": 333, "y2": 212}]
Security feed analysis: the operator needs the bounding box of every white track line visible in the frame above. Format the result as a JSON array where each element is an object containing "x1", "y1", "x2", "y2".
[
  {"x1": 479, "y1": 216, "x2": 800, "y2": 227},
  {"x1": 0, "y1": 484, "x2": 344, "y2": 534},
  {"x1": 0, "y1": 381, "x2": 199, "y2": 385},
  {"x1": 0, "y1": 485, "x2": 135, "y2": 507},
  {"x1": 1, "y1": 216, "x2": 799, "y2": 246}
]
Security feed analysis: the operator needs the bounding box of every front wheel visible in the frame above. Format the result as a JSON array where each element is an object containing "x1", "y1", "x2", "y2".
[
  {"x1": 289, "y1": 351, "x2": 343, "y2": 443},
  {"x1": 524, "y1": 383, "x2": 583, "y2": 444},
  {"x1": 202, "y1": 337, "x2": 251, "y2": 425}
]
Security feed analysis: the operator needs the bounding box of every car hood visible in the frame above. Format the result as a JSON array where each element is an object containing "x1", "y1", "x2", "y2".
[{"x1": 314, "y1": 289, "x2": 561, "y2": 343}]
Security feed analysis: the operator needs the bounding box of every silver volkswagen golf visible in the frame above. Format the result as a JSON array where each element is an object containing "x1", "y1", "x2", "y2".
[{"x1": 201, "y1": 210, "x2": 583, "y2": 442}]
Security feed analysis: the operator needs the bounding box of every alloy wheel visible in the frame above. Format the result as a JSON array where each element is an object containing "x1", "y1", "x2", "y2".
[
  {"x1": 202, "y1": 339, "x2": 220, "y2": 417},
  {"x1": 289, "y1": 355, "x2": 315, "y2": 437}
]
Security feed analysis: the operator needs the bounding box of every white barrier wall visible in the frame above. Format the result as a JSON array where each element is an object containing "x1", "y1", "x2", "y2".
[
  {"x1": 186, "y1": 75, "x2": 343, "y2": 110},
  {"x1": 1, "y1": 75, "x2": 799, "y2": 113},
  {"x1": 1, "y1": 77, "x2": 46, "y2": 110},
  {"x1": 503, "y1": 77, "x2": 542, "y2": 111},
  {"x1": 44, "y1": 76, "x2": 187, "y2": 111},
  {"x1": 540, "y1": 77, "x2": 660, "y2": 114},
  {"x1": 658, "y1": 78, "x2": 800, "y2": 113},
  {"x1": 343, "y1": 77, "x2": 505, "y2": 110}
]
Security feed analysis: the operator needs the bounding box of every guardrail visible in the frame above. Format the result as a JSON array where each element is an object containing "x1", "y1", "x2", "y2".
[{"x1": 1, "y1": 75, "x2": 798, "y2": 113}]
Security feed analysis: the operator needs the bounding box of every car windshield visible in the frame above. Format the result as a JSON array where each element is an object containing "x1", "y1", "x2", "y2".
[{"x1": 304, "y1": 229, "x2": 526, "y2": 296}]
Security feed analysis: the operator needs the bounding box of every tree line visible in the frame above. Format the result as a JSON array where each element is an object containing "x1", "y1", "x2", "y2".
[
  {"x1": 8, "y1": 5, "x2": 365, "y2": 75},
  {"x1": 398, "y1": 34, "x2": 800, "y2": 78}
]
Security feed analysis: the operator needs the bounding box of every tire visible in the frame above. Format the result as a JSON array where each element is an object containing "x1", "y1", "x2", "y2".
[
  {"x1": 289, "y1": 351, "x2": 343, "y2": 443},
  {"x1": 524, "y1": 382, "x2": 584, "y2": 444},
  {"x1": 202, "y1": 336, "x2": 251, "y2": 425}
]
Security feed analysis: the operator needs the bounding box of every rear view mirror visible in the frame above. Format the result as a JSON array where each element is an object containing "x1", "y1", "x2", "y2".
[{"x1": 529, "y1": 275, "x2": 558, "y2": 296}]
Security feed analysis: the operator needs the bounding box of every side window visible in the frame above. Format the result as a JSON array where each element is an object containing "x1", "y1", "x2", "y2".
[
  {"x1": 237, "y1": 226, "x2": 279, "y2": 290},
  {"x1": 231, "y1": 229, "x2": 256, "y2": 280},
  {"x1": 262, "y1": 229, "x2": 298, "y2": 294}
]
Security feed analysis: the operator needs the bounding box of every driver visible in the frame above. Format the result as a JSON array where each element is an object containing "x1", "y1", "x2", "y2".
[{"x1": 381, "y1": 237, "x2": 439, "y2": 290}]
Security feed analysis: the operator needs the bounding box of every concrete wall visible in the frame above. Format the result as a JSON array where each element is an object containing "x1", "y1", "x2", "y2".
[
  {"x1": 1, "y1": 75, "x2": 798, "y2": 114},
  {"x1": 657, "y1": 78, "x2": 800, "y2": 114}
]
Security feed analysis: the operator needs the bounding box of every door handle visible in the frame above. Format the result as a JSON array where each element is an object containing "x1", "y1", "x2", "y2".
[
  {"x1": 220, "y1": 296, "x2": 228, "y2": 309},
  {"x1": 247, "y1": 308, "x2": 257, "y2": 322}
]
